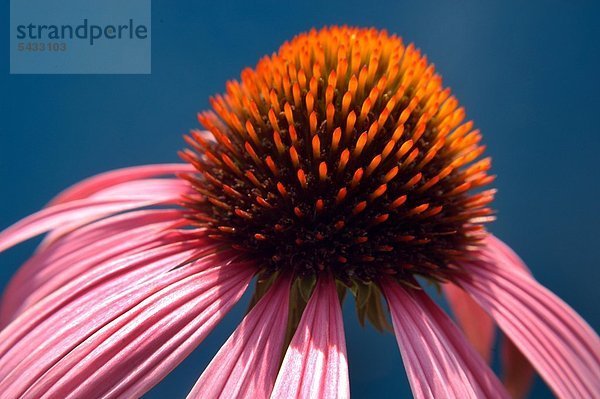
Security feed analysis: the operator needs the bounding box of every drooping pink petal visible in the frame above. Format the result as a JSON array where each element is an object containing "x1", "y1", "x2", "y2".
[
  {"x1": 484, "y1": 234, "x2": 531, "y2": 274},
  {"x1": 0, "y1": 251, "x2": 256, "y2": 399},
  {"x1": 0, "y1": 209, "x2": 187, "y2": 324},
  {"x1": 501, "y1": 335, "x2": 535, "y2": 399},
  {"x1": 85, "y1": 178, "x2": 191, "y2": 201},
  {"x1": 49, "y1": 163, "x2": 195, "y2": 205},
  {"x1": 445, "y1": 235, "x2": 537, "y2": 397},
  {"x1": 484, "y1": 234, "x2": 536, "y2": 397},
  {"x1": 0, "y1": 241, "x2": 202, "y2": 371},
  {"x1": 0, "y1": 241, "x2": 224, "y2": 364},
  {"x1": 443, "y1": 282, "x2": 496, "y2": 363},
  {"x1": 382, "y1": 278, "x2": 509, "y2": 399},
  {"x1": 0, "y1": 179, "x2": 191, "y2": 254},
  {"x1": 36, "y1": 267, "x2": 253, "y2": 399},
  {"x1": 454, "y1": 248, "x2": 600, "y2": 398},
  {"x1": 270, "y1": 274, "x2": 349, "y2": 399},
  {"x1": 38, "y1": 178, "x2": 193, "y2": 249},
  {"x1": 11, "y1": 209, "x2": 184, "y2": 284},
  {"x1": 187, "y1": 275, "x2": 292, "y2": 399}
]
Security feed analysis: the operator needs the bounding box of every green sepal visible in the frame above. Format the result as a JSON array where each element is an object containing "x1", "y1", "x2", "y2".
[
  {"x1": 353, "y1": 281, "x2": 392, "y2": 332},
  {"x1": 246, "y1": 272, "x2": 279, "y2": 314},
  {"x1": 277, "y1": 275, "x2": 317, "y2": 363},
  {"x1": 335, "y1": 280, "x2": 348, "y2": 303}
]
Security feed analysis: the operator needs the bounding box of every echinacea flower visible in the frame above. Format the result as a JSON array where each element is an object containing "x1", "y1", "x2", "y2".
[{"x1": 0, "y1": 25, "x2": 598, "y2": 399}]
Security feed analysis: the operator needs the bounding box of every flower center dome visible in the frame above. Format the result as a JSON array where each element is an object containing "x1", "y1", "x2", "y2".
[{"x1": 181, "y1": 26, "x2": 495, "y2": 284}]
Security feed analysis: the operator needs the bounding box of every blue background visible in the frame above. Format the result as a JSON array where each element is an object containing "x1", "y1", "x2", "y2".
[{"x1": 1, "y1": 1, "x2": 598, "y2": 397}]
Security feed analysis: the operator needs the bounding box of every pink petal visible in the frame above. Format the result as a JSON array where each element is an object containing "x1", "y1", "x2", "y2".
[
  {"x1": 0, "y1": 179, "x2": 191, "y2": 254},
  {"x1": 0, "y1": 242, "x2": 225, "y2": 364},
  {"x1": 0, "y1": 252, "x2": 255, "y2": 399},
  {"x1": 455, "y1": 247, "x2": 600, "y2": 398},
  {"x1": 49, "y1": 163, "x2": 195, "y2": 205},
  {"x1": 485, "y1": 234, "x2": 536, "y2": 397},
  {"x1": 270, "y1": 274, "x2": 349, "y2": 399},
  {"x1": 86, "y1": 178, "x2": 191, "y2": 201},
  {"x1": 485, "y1": 234, "x2": 531, "y2": 274},
  {"x1": 0, "y1": 209, "x2": 186, "y2": 324},
  {"x1": 501, "y1": 335, "x2": 535, "y2": 399},
  {"x1": 0, "y1": 242, "x2": 201, "y2": 371},
  {"x1": 382, "y1": 279, "x2": 509, "y2": 399},
  {"x1": 38, "y1": 178, "x2": 192, "y2": 249},
  {"x1": 443, "y1": 282, "x2": 495, "y2": 363},
  {"x1": 187, "y1": 275, "x2": 292, "y2": 399}
]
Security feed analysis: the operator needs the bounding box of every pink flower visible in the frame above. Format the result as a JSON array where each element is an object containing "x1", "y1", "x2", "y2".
[{"x1": 1, "y1": 26, "x2": 598, "y2": 398}]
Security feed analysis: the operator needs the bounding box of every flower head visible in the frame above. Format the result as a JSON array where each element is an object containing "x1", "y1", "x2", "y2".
[
  {"x1": 0, "y1": 26, "x2": 598, "y2": 399},
  {"x1": 183, "y1": 26, "x2": 493, "y2": 285}
]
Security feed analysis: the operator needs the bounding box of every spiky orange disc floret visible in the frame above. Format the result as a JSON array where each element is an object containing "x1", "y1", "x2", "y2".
[{"x1": 181, "y1": 26, "x2": 495, "y2": 284}]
